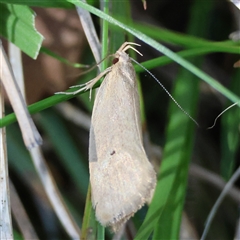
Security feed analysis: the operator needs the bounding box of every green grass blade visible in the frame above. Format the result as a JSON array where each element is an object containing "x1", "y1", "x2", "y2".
[
  {"x1": 220, "y1": 70, "x2": 240, "y2": 180},
  {"x1": 135, "y1": 46, "x2": 240, "y2": 73},
  {"x1": 131, "y1": 22, "x2": 240, "y2": 52},
  {"x1": 81, "y1": 186, "x2": 98, "y2": 240}
]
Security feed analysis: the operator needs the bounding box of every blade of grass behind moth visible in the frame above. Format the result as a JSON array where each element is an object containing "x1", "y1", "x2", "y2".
[
  {"x1": 76, "y1": 0, "x2": 101, "y2": 64},
  {"x1": 0, "y1": 82, "x2": 13, "y2": 239},
  {"x1": 0, "y1": 41, "x2": 42, "y2": 149},
  {"x1": 81, "y1": 186, "x2": 97, "y2": 240},
  {"x1": 220, "y1": 69, "x2": 240, "y2": 180},
  {"x1": 100, "y1": 0, "x2": 109, "y2": 71},
  {"x1": 108, "y1": 0, "x2": 126, "y2": 56},
  {"x1": 130, "y1": 22, "x2": 240, "y2": 52}
]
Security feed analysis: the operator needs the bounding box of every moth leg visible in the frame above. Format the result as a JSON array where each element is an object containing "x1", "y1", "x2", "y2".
[{"x1": 55, "y1": 67, "x2": 112, "y2": 99}]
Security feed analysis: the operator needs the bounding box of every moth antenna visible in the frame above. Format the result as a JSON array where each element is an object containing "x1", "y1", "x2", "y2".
[
  {"x1": 131, "y1": 58, "x2": 199, "y2": 127},
  {"x1": 118, "y1": 42, "x2": 141, "y2": 52},
  {"x1": 121, "y1": 45, "x2": 143, "y2": 56},
  {"x1": 207, "y1": 102, "x2": 238, "y2": 129}
]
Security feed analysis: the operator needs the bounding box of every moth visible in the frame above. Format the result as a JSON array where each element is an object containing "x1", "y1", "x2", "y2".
[{"x1": 58, "y1": 42, "x2": 156, "y2": 231}]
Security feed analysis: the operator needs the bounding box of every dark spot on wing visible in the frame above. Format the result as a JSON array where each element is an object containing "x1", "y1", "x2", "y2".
[{"x1": 110, "y1": 150, "x2": 116, "y2": 155}]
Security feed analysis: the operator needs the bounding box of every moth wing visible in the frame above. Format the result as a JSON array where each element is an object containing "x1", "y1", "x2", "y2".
[{"x1": 89, "y1": 62, "x2": 156, "y2": 230}]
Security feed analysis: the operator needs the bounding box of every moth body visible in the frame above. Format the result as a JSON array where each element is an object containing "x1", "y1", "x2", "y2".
[{"x1": 88, "y1": 43, "x2": 156, "y2": 232}]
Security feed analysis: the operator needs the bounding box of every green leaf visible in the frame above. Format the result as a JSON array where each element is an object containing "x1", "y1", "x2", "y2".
[{"x1": 0, "y1": 3, "x2": 44, "y2": 59}]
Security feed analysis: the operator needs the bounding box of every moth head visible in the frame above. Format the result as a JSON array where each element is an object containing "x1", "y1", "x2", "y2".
[{"x1": 113, "y1": 51, "x2": 130, "y2": 65}]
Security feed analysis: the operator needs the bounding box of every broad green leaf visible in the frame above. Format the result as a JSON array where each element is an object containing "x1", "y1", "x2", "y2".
[{"x1": 0, "y1": 3, "x2": 43, "y2": 59}]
